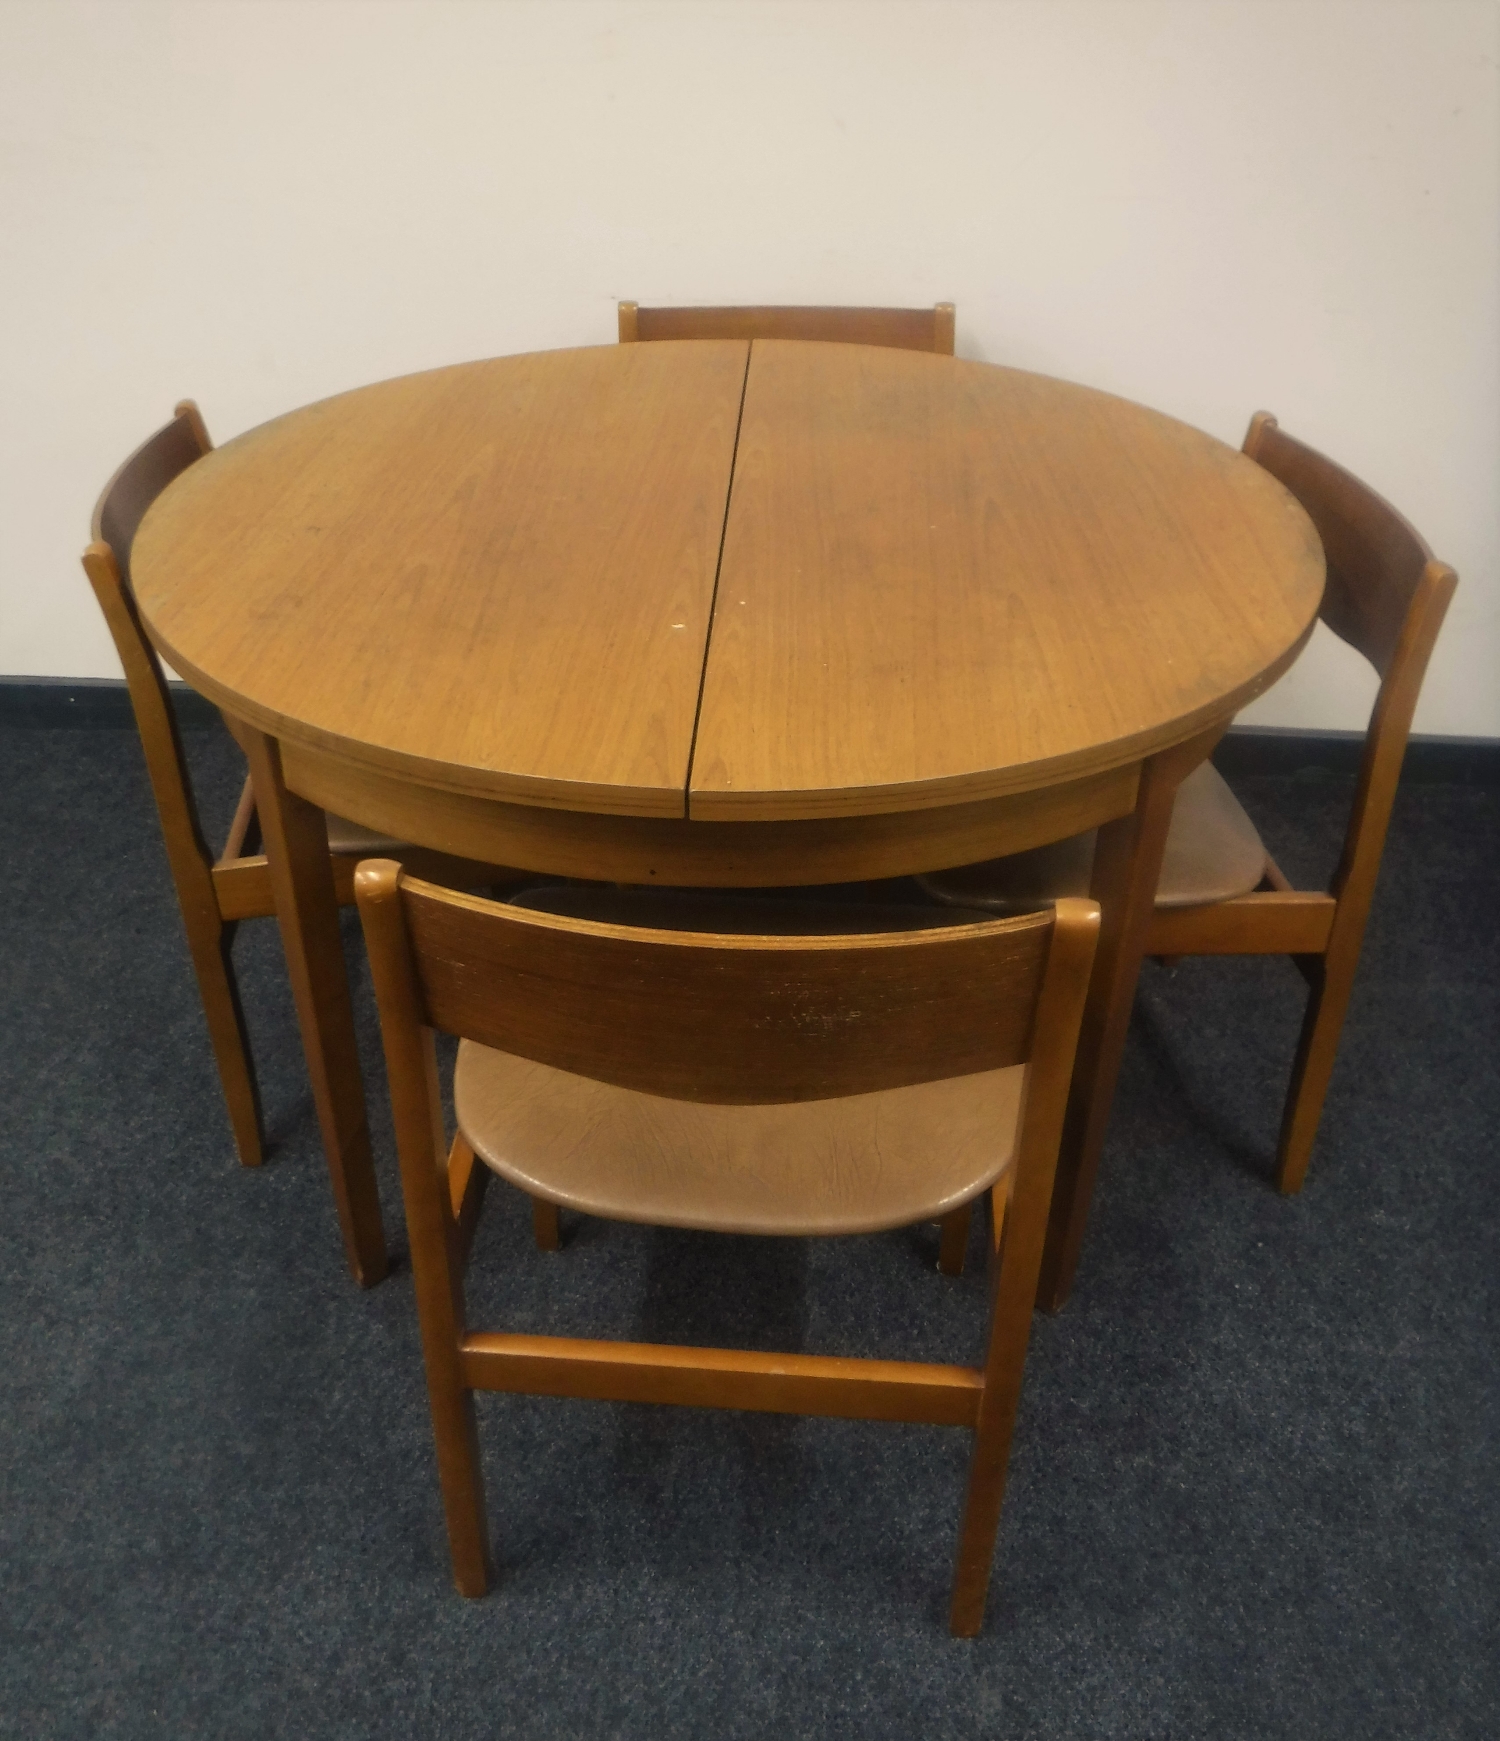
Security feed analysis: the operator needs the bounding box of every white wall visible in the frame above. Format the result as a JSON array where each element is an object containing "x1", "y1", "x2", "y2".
[{"x1": 3, "y1": 0, "x2": 1496, "y2": 736}]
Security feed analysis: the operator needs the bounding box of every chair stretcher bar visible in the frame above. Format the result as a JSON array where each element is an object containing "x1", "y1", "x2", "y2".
[
  {"x1": 1146, "y1": 890, "x2": 1336, "y2": 956},
  {"x1": 459, "y1": 1333, "x2": 985, "y2": 1426}
]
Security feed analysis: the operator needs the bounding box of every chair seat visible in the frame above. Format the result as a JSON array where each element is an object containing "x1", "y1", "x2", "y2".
[
  {"x1": 455, "y1": 1042, "x2": 1024, "y2": 1237},
  {"x1": 324, "y1": 813, "x2": 407, "y2": 856},
  {"x1": 918, "y1": 762, "x2": 1268, "y2": 915},
  {"x1": 229, "y1": 772, "x2": 408, "y2": 858}
]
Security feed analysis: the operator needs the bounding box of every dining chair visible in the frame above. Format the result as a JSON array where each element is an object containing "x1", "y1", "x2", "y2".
[
  {"x1": 618, "y1": 299, "x2": 956, "y2": 354},
  {"x1": 81, "y1": 401, "x2": 526, "y2": 1171},
  {"x1": 919, "y1": 412, "x2": 1457, "y2": 1195},
  {"x1": 355, "y1": 867, "x2": 1099, "y2": 1636}
]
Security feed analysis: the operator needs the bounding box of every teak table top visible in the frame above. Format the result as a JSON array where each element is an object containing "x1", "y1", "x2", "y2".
[{"x1": 132, "y1": 342, "x2": 1324, "y2": 827}]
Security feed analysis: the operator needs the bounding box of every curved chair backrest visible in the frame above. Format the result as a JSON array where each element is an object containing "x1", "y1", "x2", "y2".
[
  {"x1": 83, "y1": 401, "x2": 215, "y2": 755},
  {"x1": 91, "y1": 400, "x2": 212, "y2": 587},
  {"x1": 357, "y1": 866, "x2": 1093, "y2": 1107},
  {"x1": 1241, "y1": 412, "x2": 1457, "y2": 904},
  {"x1": 619, "y1": 301, "x2": 956, "y2": 356},
  {"x1": 81, "y1": 404, "x2": 222, "y2": 904}
]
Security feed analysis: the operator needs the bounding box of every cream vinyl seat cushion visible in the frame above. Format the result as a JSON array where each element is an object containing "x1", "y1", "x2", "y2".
[
  {"x1": 455, "y1": 1047, "x2": 1023, "y2": 1236},
  {"x1": 227, "y1": 774, "x2": 405, "y2": 857},
  {"x1": 322, "y1": 812, "x2": 406, "y2": 856},
  {"x1": 918, "y1": 762, "x2": 1268, "y2": 916}
]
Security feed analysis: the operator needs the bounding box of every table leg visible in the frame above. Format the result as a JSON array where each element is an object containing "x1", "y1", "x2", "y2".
[
  {"x1": 234, "y1": 722, "x2": 389, "y2": 1287},
  {"x1": 1035, "y1": 725, "x2": 1224, "y2": 1312}
]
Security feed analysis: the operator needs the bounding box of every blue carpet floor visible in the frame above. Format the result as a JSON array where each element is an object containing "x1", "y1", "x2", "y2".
[{"x1": 2, "y1": 720, "x2": 1496, "y2": 1739}]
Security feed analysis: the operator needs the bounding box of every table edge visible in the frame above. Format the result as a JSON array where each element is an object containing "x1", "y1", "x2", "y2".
[{"x1": 684, "y1": 614, "x2": 1319, "y2": 822}]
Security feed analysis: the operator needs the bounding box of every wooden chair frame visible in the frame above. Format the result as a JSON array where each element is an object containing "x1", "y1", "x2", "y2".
[
  {"x1": 80, "y1": 403, "x2": 518, "y2": 1188},
  {"x1": 619, "y1": 300, "x2": 956, "y2": 354},
  {"x1": 1143, "y1": 412, "x2": 1457, "y2": 1192},
  {"x1": 356, "y1": 863, "x2": 1098, "y2": 1636}
]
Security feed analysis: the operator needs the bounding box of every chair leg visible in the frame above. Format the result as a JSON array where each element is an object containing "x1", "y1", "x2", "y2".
[
  {"x1": 948, "y1": 1308, "x2": 1031, "y2": 1627},
  {"x1": 949, "y1": 1173, "x2": 1041, "y2": 1638},
  {"x1": 1275, "y1": 959, "x2": 1357, "y2": 1195},
  {"x1": 181, "y1": 913, "x2": 266, "y2": 1168},
  {"x1": 937, "y1": 1204, "x2": 971, "y2": 1276},
  {"x1": 448, "y1": 1135, "x2": 491, "y2": 1270},
  {"x1": 426, "y1": 1361, "x2": 495, "y2": 1597},
  {"x1": 532, "y1": 1197, "x2": 562, "y2": 1252},
  {"x1": 985, "y1": 1174, "x2": 1011, "y2": 1291}
]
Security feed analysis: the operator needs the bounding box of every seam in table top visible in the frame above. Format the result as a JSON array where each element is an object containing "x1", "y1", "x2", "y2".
[{"x1": 683, "y1": 341, "x2": 754, "y2": 817}]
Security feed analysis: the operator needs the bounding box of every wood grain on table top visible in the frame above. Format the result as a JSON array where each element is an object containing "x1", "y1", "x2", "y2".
[
  {"x1": 130, "y1": 340, "x2": 1324, "y2": 825},
  {"x1": 131, "y1": 343, "x2": 748, "y2": 818},
  {"x1": 690, "y1": 342, "x2": 1325, "y2": 819}
]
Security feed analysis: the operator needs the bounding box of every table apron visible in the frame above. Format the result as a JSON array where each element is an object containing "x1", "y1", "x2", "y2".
[{"x1": 279, "y1": 739, "x2": 1141, "y2": 887}]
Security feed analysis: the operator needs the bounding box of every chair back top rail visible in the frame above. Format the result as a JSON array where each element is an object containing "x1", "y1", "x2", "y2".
[
  {"x1": 1243, "y1": 411, "x2": 1451, "y2": 681},
  {"x1": 81, "y1": 402, "x2": 221, "y2": 875},
  {"x1": 364, "y1": 865, "x2": 1061, "y2": 1105},
  {"x1": 91, "y1": 400, "x2": 211, "y2": 584},
  {"x1": 1242, "y1": 412, "x2": 1457, "y2": 905},
  {"x1": 619, "y1": 300, "x2": 955, "y2": 355}
]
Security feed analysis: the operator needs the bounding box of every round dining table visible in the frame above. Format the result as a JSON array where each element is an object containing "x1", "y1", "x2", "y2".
[{"x1": 131, "y1": 339, "x2": 1325, "y2": 1303}]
